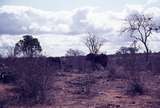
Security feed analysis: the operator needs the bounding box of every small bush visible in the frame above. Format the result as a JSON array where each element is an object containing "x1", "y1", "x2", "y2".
[
  {"x1": 107, "y1": 67, "x2": 116, "y2": 80},
  {"x1": 68, "y1": 75, "x2": 96, "y2": 97},
  {"x1": 0, "y1": 64, "x2": 16, "y2": 84},
  {"x1": 126, "y1": 80, "x2": 144, "y2": 96},
  {"x1": 0, "y1": 72, "x2": 16, "y2": 84},
  {"x1": 107, "y1": 66, "x2": 126, "y2": 80}
]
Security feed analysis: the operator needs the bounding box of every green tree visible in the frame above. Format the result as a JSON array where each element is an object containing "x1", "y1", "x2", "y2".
[{"x1": 14, "y1": 35, "x2": 42, "y2": 57}]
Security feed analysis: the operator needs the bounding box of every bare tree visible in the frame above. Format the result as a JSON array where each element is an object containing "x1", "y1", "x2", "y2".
[
  {"x1": 122, "y1": 13, "x2": 159, "y2": 61},
  {"x1": 84, "y1": 33, "x2": 106, "y2": 54},
  {"x1": 5, "y1": 46, "x2": 15, "y2": 58},
  {"x1": 65, "y1": 48, "x2": 85, "y2": 57}
]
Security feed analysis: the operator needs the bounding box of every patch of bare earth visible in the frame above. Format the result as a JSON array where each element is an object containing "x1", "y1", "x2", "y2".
[
  {"x1": 2, "y1": 71, "x2": 160, "y2": 108},
  {"x1": 49, "y1": 71, "x2": 160, "y2": 108}
]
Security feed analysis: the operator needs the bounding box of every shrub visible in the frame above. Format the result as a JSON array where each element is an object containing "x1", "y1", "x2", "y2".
[
  {"x1": 68, "y1": 75, "x2": 96, "y2": 97},
  {"x1": 107, "y1": 67, "x2": 116, "y2": 80},
  {"x1": 0, "y1": 64, "x2": 16, "y2": 84},
  {"x1": 14, "y1": 59, "x2": 54, "y2": 105},
  {"x1": 126, "y1": 80, "x2": 144, "y2": 96}
]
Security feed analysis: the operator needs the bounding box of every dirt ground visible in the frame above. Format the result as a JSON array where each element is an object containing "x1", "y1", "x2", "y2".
[{"x1": 2, "y1": 70, "x2": 160, "y2": 108}]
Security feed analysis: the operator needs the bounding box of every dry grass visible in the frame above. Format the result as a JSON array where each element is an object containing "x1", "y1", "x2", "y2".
[{"x1": 1, "y1": 70, "x2": 159, "y2": 108}]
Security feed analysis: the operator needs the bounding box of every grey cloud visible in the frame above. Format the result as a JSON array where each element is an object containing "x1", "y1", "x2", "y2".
[
  {"x1": 0, "y1": 5, "x2": 160, "y2": 56},
  {"x1": 0, "y1": 6, "x2": 113, "y2": 35}
]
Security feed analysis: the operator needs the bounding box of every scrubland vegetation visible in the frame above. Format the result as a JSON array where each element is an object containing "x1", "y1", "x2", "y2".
[
  {"x1": 0, "y1": 53, "x2": 160, "y2": 108},
  {"x1": 0, "y1": 12, "x2": 160, "y2": 108}
]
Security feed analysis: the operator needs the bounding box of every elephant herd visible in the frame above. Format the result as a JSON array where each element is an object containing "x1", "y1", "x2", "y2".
[
  {"x1": 47, "y1": 53, "x2": 108, "y2": 71},
  {"x1": 0, "y1": 54, "x2": 108, "y2": 83}
]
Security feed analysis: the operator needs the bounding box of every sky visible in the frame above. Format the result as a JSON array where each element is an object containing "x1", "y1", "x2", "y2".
[
  {"x1": 0, "y1": 0, "x2": 150, "y2": 11},
  {"x1": 0, "y1": 0, "x2": 160, "y2": 56}
]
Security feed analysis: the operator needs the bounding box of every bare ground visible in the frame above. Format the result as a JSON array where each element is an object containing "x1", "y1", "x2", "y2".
[{"x1": 1, "y1": 70, "x2": 160, "y2": 108}]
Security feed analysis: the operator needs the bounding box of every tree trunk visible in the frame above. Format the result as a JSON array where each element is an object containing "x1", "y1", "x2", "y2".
[{"x1": 144, "y1": 43, "x2": 149, "y2": 62}]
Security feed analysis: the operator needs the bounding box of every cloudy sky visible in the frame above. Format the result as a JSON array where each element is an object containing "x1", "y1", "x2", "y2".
[{"x1": 0, "y1": 0, "x2": 160, "y2": 56}]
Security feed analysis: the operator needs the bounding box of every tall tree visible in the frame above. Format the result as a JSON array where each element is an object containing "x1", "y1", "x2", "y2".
[
  {"x1": 84, "y1": 32, "x2": 106, "y2": 54},
  {"x1": 14, "y1": 35, "x2": 42, "y2": 57},
  {"x1": 122, "y1": 13, "x2": 159, "y2": 61}
]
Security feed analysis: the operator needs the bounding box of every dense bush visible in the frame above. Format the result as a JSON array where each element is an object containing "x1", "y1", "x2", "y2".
[
  {"x1": 13, "y1": 58, "x2": 55, "y2": 105},
  {"x1": 126, "y1": 80, "x2": 144, "y2": 96},
  {"x1": 0, "y1": 64, "x2": 16, "y2": 84},
  {"x1": 47, "y1": 57, "x2": 62, "y2": 70}
]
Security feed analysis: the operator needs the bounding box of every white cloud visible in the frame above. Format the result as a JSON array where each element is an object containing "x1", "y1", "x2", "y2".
[
  {"x1": 0, "y1": 5, "x2": 114, "y2": 35},
  {"x1": 0, "y1": 5, "x2": 72, "y2": 35},
  {"x1": 0, "y1": 4, "x2": 160, "y2": 56}
]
